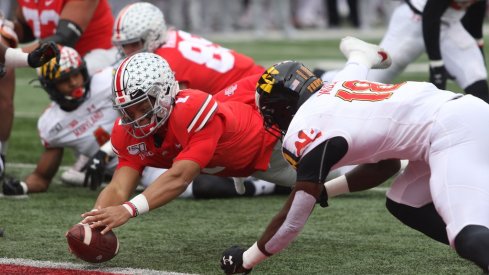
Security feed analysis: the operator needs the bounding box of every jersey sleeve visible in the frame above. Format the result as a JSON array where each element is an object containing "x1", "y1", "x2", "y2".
[
  {"x1": 111, "y1": 119, "x2": 146, "y2": 174},
  {"x1": 169, "y1": 90, "x2": 223, "y2": 168}
]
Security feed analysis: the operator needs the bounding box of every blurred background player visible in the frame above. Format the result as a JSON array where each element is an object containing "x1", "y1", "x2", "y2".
[
  {"x1": 366, "y1": 0, "x2": 489, "y2": 101},
  {"x1": 0, "y1": 0, "x2": 117, "y2": 191},
  {"x1": 1, "y1": 46, "x2": 286, "y2": 199}
]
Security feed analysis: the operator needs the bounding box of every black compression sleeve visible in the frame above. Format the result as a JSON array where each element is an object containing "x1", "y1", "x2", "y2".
[
  {"x1": 42, "y1": 19, "x2": 82, "y2": 48},
  {"x1": 296, "y1": 136, "x2": 348, "y2": 184},
  {"x1": 461, "y1": 0, "x2": 486, "y2": 40},
  {"x1": 422, "y1": 0, "x2": 451, "y2": 61}
]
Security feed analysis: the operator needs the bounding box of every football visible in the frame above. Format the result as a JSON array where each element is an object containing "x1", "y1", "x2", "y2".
[{"x1": 66, "y1": 223, "x2": 119, "y2": 263}]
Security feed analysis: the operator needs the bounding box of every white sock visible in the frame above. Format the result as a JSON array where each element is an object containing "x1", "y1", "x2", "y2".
[{"x1": 332, "y1": 62, "x2": 369, "y2": 82}]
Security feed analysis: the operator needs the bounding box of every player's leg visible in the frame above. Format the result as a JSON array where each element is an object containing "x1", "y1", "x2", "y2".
[
  {"x1": 440, "y1": 22, "x2": 489, "y2": 102},
  {"x1": 332, "y1": 36, "x2": 391, "y2": 82},
  {"x1": 385, "y1": 160, "x2": 449, "y2": 244},
  {"x1": 429, "y1": 95, "x2": 489, "y2": 271},
  {"x1": 0, "y1": 67, "x2": 15, "y2": 178},
  {"x1": 366, "y1": 4, "x2": 424, "y2": 83}
]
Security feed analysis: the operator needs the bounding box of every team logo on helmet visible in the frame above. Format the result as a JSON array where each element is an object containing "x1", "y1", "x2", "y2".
[{"x1": 257, "y1": 66, "x2": 279, "y2": 94}]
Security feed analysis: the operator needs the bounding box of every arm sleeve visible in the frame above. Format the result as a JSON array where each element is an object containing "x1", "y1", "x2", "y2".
[
  {"x1": 422, "y1": 0, "x2": 451, "y2": 61},
  {"x1": 461, "y1": 0, "x2": 486, "y2": 40},
  {"x1": 296, "y1": 136, "x2": 348, "y2": 184}
]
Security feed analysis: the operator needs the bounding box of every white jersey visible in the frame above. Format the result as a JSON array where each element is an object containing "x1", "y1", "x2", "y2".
[
  {"x1": 38, "y1": 67, "x2": 118, "y2": 157},
  {"x1": 282, "y1": 80, "x2": 461, "y2": 169},
  {"x1": 409, "y1": 0, "x2": 475, "y2": 22}
]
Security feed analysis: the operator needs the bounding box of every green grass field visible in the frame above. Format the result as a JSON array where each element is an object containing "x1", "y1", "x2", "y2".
[{"x1": 0, "y1": 38, "x2": 480, "y2": 274}]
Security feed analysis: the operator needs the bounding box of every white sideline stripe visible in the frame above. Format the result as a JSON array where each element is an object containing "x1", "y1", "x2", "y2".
[{"x1": 0, "y1": 258, "x2": 198, "y2": 275}]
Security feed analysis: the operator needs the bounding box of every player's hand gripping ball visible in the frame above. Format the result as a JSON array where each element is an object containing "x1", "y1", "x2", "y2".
[{"x1": 66, "y1": 223, "x2": 119, "y2": 263}]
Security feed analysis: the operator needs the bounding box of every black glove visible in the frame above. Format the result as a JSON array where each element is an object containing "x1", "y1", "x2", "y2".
[
  {"x1": 429, "y1": 64, "x2": 454, "y2": 90},
  {"x1": 83, "y1": 150, "x2": 110, "y2": 191},
  {"x1": 27, "y1": 41, "x2": 59, "y2": 68},
  {"x1": 220, "y1": 246, "x2": 252, "y2": 274}
]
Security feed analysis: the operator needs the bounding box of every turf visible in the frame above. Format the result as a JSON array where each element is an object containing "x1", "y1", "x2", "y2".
[{"x1": 0, "y1": 38, "x2": 479, "y2": 274}]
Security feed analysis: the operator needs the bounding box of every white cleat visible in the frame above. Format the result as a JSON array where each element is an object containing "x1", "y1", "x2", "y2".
[{"x1": 339, "y1": 36, "x2": 392, "y2": 69}]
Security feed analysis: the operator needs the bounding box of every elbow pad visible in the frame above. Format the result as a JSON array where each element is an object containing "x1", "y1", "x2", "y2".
[{"x1": 42, "y1": 19, "x2": 82, "y2": 48}]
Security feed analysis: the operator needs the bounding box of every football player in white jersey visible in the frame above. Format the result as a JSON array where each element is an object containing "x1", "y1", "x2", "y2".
[
  {"x1": 318, "y1": 1, "x2": 489, "y2": 102},
  {"x1": 367, "y1": 0, "x2": 489, "y2": 101},
  {"x1": 1, "y1": 45, "x2": 119, "y2": 197},
  {"x1": 220, "y1": 37, "x2": 489, "y2": 273}
]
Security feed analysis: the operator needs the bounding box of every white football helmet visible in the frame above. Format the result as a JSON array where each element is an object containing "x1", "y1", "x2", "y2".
[
  {"x1": 112, "y1": 2, "x2": 167, "y2": 55},
  {"x1": 112, "y1": 52, "x2": 178, "y2": 138}
]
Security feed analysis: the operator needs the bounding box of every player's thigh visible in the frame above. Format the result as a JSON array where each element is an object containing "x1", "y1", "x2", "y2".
[
  {"x1": 252, "y1": 142, "x2": 296, "y2": 187},
  {"x1": 367, "y1": 4, "x2": 424, "y2": 82},
  {"x1": 429, "y1": 95, "x2": 489, "y2": 246},
  {"x1": 387, "y1": 160, "x2": 432, "y2": 207},
  {"x1": 441, "y1": 23, "x2": 486, "y2": 88}
]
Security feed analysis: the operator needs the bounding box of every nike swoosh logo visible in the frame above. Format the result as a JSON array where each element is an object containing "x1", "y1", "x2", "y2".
[{"x1": 45, "y1": 0, "x2": 55, "y2": 6}]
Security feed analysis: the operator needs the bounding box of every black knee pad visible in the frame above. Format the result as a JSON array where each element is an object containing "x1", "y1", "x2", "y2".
[
  {"x1": 386, "y1": 198, "x2": 448, "y2": 245},
  {"x1": 455, "y1": 225, "x2": 489, "y2": 272},
  {"x1": 465, "y1": 80, "x2": 489, "y2": 103}
]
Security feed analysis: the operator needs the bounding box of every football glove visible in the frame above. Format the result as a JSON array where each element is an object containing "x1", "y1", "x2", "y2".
[
  {"x1": 429, "y1": 64, "x2": 454, "y2": 90},
  {"x1": 83, "y1": 150, "x2": 110, "y2": 191},
  {"x1": 27, "y1": 41, "x2": 59, "y2": 68},
  {"x1": 220, "y1": 246, "x2": 252, "y2": 274}
]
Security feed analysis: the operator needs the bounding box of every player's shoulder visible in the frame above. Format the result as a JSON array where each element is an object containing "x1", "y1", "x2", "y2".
[
  {"x1": 89, "y1": 67, "x2": 113, "y2": 96},
  {"x1": 169, "y1": 89, "x2": 218, "y2": 134}
]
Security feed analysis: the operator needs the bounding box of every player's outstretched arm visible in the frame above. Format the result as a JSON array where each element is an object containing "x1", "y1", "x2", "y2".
[{"x1": 81, "y1": 160, "x2": 200, "y2": 234}]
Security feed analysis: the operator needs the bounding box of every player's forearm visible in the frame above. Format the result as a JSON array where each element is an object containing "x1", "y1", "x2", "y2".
[
  {"x1": 142, "y1": 172, "x2": 191, "y2": 211},
  {"x1": 94, "y1": 184, "x2": 130, "y2": 209},
  {"x1": 345, "y1": 159, "x2": 401, "y2": 192},
  {"x1": 245, "y1": 182, "x2": 321, "y2": 269}
]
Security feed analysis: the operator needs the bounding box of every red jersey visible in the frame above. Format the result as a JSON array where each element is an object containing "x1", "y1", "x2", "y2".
[
  {"x1": 111, "y1": 88, "x2": 278, "y2": 177},
  {"x1": 153, "y1": 29, "x2": 264, "y2": 94},
  {"x1": 17, "y1": 0, "x2": 113, "y2": 56}
]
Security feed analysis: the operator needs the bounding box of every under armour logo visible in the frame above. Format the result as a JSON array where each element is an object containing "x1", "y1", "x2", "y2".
[{"x1": 222, "y1": 256, "x2": 233, "y2": 265}]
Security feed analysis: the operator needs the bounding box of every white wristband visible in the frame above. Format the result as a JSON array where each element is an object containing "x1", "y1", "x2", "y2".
[
  {"x1": 242, "y1": 242, "x2": 269, "y2": 269},
  {"x1": 324, "y1": 175, "x2": 349, "y2": 198},
  {"x1": 5, "y1": 48, "x2": 29, "y2": 68},
  {"x1": 429, "y1": 60, "x2": 444, "y2": 67},
  {"x1": 129, "y1": 194, "x2": 150, "y2": 216}
]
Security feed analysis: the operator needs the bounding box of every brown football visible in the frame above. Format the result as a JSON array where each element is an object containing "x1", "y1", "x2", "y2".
[{"x1": 66, "y1": 223, "x2": 119, "y2": 263}]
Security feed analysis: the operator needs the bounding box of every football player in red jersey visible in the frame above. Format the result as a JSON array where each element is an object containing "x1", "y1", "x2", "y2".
[
  {"x1": 82, "y1": 1, "x2": 267, "y2": 183},
  {"x1": 80, "y1": 52, "x2": 297, "y2": 232},
  {"x1": 0, "y1": 0, "x2": 116, "y2": 188},
  {"x1": 111, "y1": 2, "x2": 265, "y2": 94}
]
